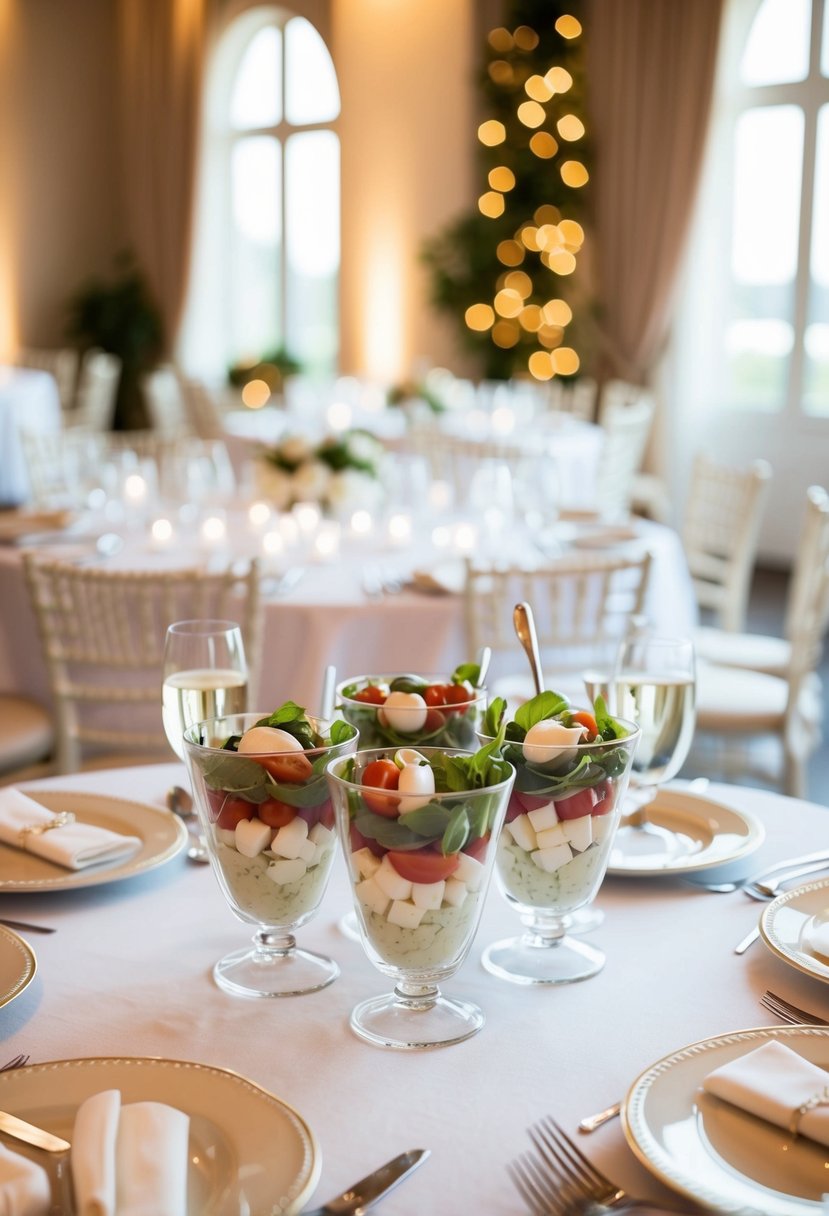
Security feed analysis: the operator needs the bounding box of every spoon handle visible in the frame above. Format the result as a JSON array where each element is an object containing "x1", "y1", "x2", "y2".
[{"x1": 513, "y1": 602, "x2": 544, "y2": 696}]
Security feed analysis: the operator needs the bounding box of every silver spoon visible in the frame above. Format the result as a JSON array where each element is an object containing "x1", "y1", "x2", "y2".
[
  {"x1": 476, "y1": 645, "x2": 492, "y2": 690},
  {"x1": 166, "y1": 786, "x2": 210, "y2": 864},
  {"x1": 513, "y1": 602, "x2": 544, "y2": 695}
]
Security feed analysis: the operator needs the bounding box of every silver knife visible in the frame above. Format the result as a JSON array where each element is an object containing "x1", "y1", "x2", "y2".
[
  {"x1": 0, "y1": 1109, "x2": 70, "y2": 1153},
  {"x1": 746, "y1": 848, "x2": 829, "y2": 884},
  {"x1": 305, "y1": 1149, "x2": 429, "y2": 1215},
  {"x1": 734, "y1": 925, "x2": 760, "y2": 954}
]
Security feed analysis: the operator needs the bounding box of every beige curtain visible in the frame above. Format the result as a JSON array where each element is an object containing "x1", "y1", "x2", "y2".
[
  {"x1": 585, "y1": 0, "x2": 724, "y2": 384},
  {"x1": 117, "y1": 0, "x2": 212, "y2": 353}
]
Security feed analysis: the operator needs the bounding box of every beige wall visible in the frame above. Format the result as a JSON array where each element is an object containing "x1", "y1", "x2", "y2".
[
  {"x1": 1, "y1": 0, "x2": 122, "y2": 351},
  {"x1": 333, "y1": 0, "x2": 476, "y2": 380}
]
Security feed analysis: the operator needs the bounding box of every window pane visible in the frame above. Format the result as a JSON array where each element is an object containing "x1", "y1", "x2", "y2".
[
  {"x1": 823, "y1": 0, "x2": 829, "y2": 76},
  {"x1": 230, "y1": 27, "x2": 281, "y2": 130},
  {"x1": 231, "y1": 136, "x2": 281, "y2": 360},
  {"x1": 732, "y1": 107, "x2": 803, "y2": 283},
  {"x1": 285, "y1": 17, "x2": 340, "y2": 125},
  {"x1": 804, "y1": 104, "x2": 829, "y2": 415},
  {"x1": 724, "y1": 319, "x2": 794, "y2": 410},
  {"x1": 285, "y1": 131, "x2": 340, "y2": 372},
  {"x1": 740, "y1": 0, "x2": 811, "y2": 85}
]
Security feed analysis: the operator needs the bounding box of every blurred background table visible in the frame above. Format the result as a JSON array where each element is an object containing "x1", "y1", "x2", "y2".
[{"x1": 0, "y1": 366, "x2": 61, "y2": 506}]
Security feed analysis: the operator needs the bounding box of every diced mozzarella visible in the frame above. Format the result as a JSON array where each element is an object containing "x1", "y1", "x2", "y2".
[
  {"x1": 267, "y1": 858, "x2": 307, "y2": 885},
  {"x1": 592, "y1": 813, "x2": 616, "y2": 845},
  {"x1": 356, "y1": 875, "x2": 391, "y2": 915},
  {"x1": 522, "y1": 719, "x2": 585, "y2": 766},
  {"x1": 535, "y1": 822, "x2": 567, "y2": 850},
  {"x1": 309, "y1": 822, "x2": 335, "y2": 849},
  {"x1": 562, "y1": 815, "x2": 592, "y2": 853},
  {"x1": 526, "y1": 802, "x2": 559, "y2": 831},
  {"x1": 272, "y1": 816, "x2": 309, "y2": 860},
  {"x1": 506, "y1": 813, "x2": 537, "y2": 852},
  {"x1": 235, "y1": 817, "x2": 272, "y2": 858},
  {"x1": 411, "y1": 879, "x2": 445, "y2": 910},
  {"x1": 216, "y1": 828, "x2": 237, "y2": 847},
  {"x1": 443, "y1": 878, "x2": 468, "y2": 907},
  {"x1": 387, "y1": 900, "x2": 426, "y2": 929},
  {"x1": 383, "y1": 691, "x2": 427, "y2": 733},
  {"x1": 351, "y1": 847, "x2": 381, "y2": 879},
  {"x1": 531, "y1": 842, "x2": 573, "y2": 873},
  {"x1": 455, "y1": 851, "x2": 485, "y2": 891},
  {"x1": 298, "y1": 838, "x2": 318, "y2": 865},
  {"x1": 375, "y1": 855, "x2": 413, "y2": 901}
]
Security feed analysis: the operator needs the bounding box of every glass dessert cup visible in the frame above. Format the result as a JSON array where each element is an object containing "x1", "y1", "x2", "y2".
[
  {"x1": 327, "y1": 747, "x2": 514, "y2": 1050},
  {"x1": 481, "y1": 720, "x2": 640, "y2": 986},
  {"x1": 335, "y1": 673, "x2": 488, "y2": 941},
  {"x1": 184, "y1": 713, "x2": 357, "y2": 998}
]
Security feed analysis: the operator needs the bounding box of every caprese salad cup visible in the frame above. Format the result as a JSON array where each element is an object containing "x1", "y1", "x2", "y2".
[
  {"x1": 183, "y1": 709, "x2": 357, "y2": 998},
  {"x1": 478, "y1": 694, "x2": 640, "y2": 985},
  {"x1": 335, "y1": 668, "x2": 487, "y2": 752},
  {"x1": 326, "y1": 743, "x2": 515, "y2": 1049}
]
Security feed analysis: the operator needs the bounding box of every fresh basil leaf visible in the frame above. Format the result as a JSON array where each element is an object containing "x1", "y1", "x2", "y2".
[
  {"x1": 514, "y1": 691, "x2": 570, "y2": 732},
  {"x1": 594, "y1": 695, "x2": 630, "y2": 741},
  {"x1": 263, "y1": 773, "x2": 328, "y2": 807},
  {"x1": 397, "y1": 804, "x2": 451, "y2": 838},
  {"x1": 196, "y1": 752, "x2": 272, "y2": 801},
  {"x1": 466, "y1": 797, "x2": 490, "y2": 840},
  {"x1": 441, "y1": 804, "x2": 470, "y2": 854},
  {"x1": 328, "y1": 719, "x2": 356, "y2": 746},
  {"x1": 483, "y1": 697, "x2": 507, "y2": 738},
  {"x1": 452, "y1": 662, "x2": 480, "y2": 685},
  {"x1": 353, "y1": 809, "x2": 426, "y2": 850}
]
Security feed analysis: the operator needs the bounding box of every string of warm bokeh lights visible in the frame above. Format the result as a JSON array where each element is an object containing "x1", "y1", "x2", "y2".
[{"x1": 464, "y1": 12, "x2": 586, "y2": 381}]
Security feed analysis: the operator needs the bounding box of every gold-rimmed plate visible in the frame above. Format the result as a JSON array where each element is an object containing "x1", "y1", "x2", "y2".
[
  {"x1": 0, "y1": 791, "x2": 187, "y2": 892},
  {"x1": 607, "y1": 787, "x2": 765, "y2": 876},
  {"x1": 0, "y1": 1056, "x2": 320, "y2": 1214},
  {"x1": 623, "y1": 1025, "x2": 829, "y2": 1215},
  {"x1": 0, "y1": 924, "x2": 36, "y2": 1008},
  {"x1": 760, "y1": 876, "x2": 829, "y2": 984}
]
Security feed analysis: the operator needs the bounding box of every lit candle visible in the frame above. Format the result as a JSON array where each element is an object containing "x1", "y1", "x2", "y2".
[
  {"x1": 200, "y1": 513, "x2": 227, "y2": 546},
  {"x1": 313, "y1": 520, "x2": 341, "y2": 561},
  {"x1": 123, "y1": 473, "x2": 147, "y2": 506},
  {"x1": 150, "y1": 517, "x2": 175, "y2": 547},
  {"x1": 262, "y1": 529, "x2": 284, "y2": 558},
  {"x1": 248, "y1": 500, "x2": 273, "y2": 531},
  {"x1": 453, "y1": 522, "x2": 478, "y2": 554},
  {"x1": 350, "y1": 509, "x2": 374, "y2": 538},
  {"x1": 387, "y1": 511, "x2": 413, "y2": 546},
  {"x1": 293, "y1": 501, "x2": 322, "y2": 536}
]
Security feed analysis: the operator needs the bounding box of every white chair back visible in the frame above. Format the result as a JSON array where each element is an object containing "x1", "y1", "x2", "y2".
[
  {"x1": 71, "y1": 349, "x2": 121, "y2": 430},
  {"x1": 594, "y1": 395, "x2": 655, "y2": 519},
  {"x1": 784, "y1": 485, "x2": 829, "y2": 649},
  {"x1": 681, "y1": 454, "x2": 772, "y2": 632},
  {"x1": 14, "y1": 347, "x2": 79, "y2": 413},
  {"x1": 20, "y1": 428, "x2": 109, "y2": 507},
  {"x1": 23, "y1": 555, "x2": 263, "y2": 773},
  {"x1": 546, "y1": 377, "x2": 597, "y2": 422},
  {"x1": 142, "y1": 365, "x2": 191, "y2": 437}
]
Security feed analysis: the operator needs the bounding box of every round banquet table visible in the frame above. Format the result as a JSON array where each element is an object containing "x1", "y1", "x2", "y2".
[
  {"x1": 0, "y1": 763, "x2": 827, "y2": 1214},
  {"x1": 0, "y1": 366, "x2": 62, "y2": 506},
  {"x1": 0, "y1": 515, "x2": 695, "y2": 716}
]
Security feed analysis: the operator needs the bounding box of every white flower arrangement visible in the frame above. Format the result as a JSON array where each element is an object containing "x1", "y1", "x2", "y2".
[{"x1": 256, "y1": 430, "x2": 385, "y2": 514}]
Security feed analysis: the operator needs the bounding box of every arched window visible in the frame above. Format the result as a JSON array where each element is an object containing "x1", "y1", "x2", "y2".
[
  {"x1": 682, "y1": 0, "x2": 829, "y2": 417},
  {"x1": 182, "y1": 7, "x2": 340, "y2": 380}
]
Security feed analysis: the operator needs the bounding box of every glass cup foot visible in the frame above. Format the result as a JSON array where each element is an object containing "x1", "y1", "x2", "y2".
[
  {"x1": 213, "y1": 931, "x2": 339, "y2": 998},
  {"x1": 338, "y1": 909, "x2": 361, "y2": 942},
  {"x1": 566, "y1": 905, "x2": 604, "y2": 935},
  {"x1": 349, "y1": 983, "x2": 484, "y2": 1050},
  {"x1": 482, "y1": 932, "x2": 605, "y2": 985}
]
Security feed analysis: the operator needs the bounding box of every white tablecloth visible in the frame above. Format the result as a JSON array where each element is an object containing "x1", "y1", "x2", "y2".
[
  {"x1": 0, "y1": 517, "x2": 695, "y2": 715},
  {"x1": 0, "y1": 366, "x2": 62, "y2": 505},
  {"x1": 0, "y1": 763, "x2": 826, "y2": 1213}
]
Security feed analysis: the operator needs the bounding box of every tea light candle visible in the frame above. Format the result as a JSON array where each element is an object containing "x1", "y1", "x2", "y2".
[
  {"x1": 453, "y1": 522, "x2": 478, "y2": 554},
  {"x1": 387, "y1": 511, "x2": 413, "y2": 546},
  {"x1": 350, "y1": 509, "x2": 374, "y2": 538},
  {"x1": 313, "y1": 520, "x2": 341, "y2": 561},
  {"x1": 248, "y1": 500, "x2": 273, "y2": 531},
  {"x1": 200, "y1": 513, "x2": 227, "y2": 546},
  {"x1": 262, "y1": 529, "x2": 285, "y2": 559},
  {"x1": 293, "y1": 501, "x2": 322, "y2": 536},
  {"x1": 123, "y1": 472, "x2": 148, "y2": 506},
  {"x1": 150, "y1": 517, "x2": 175, "y2": 547},
  {"x1": 326, "y1": 400, "x2": 353, "y2": 433}
]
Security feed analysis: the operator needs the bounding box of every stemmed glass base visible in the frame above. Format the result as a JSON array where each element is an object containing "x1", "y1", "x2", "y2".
[
  {"x1": 481, "y1": 914, "x2": 605, "y2": 985},
  {"x1": 350, "y1": 981, "x2": 484, "y2": 1050},
  {"x1": 213, "y1": 929, "x2": 339, "y2": 999},
  {"x1": 338, "y1": 909, "x2": 361, "y2": 941},
  {"x1": 567, "y1": 905, "x2": 604, "y2": 935}
]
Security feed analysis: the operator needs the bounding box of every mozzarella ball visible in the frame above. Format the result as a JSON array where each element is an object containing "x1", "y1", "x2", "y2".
[
  {"x1": 382, "y1": 691, "x2": 428, "y2": 733},
  {"x1": 522, "y1": 719, "x2": 586, "y2": 768},
  {"x1": 397, "y1": 762, "x2": 436, "y2": 812},
  {"x1": 237, "y1": 726, "x2": 304, "y2": 755}
]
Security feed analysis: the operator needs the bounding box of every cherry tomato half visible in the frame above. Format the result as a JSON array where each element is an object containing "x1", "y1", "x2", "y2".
[
  {"x1": 554, "y1": 788, "x2": 595, "y2": 820},
  {"x1": 386, "y1": 848, "x2": 460, "y2": 884},
  {"x1": 423, "y1": 683, "x2": 452, "y2": 708},
  {"x1": 361, "y1": 758, "x2": 400, "y2": 817},
  {"x1": 257, "y1": 751, "x2": 314, "y2": 784},
  {"x1": 216, "y1": 796, "x2": 254, "y2": 831},
  {"x1": 353, "y1": 685, "x2": 388, "y2": 706},
  {"x1": 443, "y1": 681, "x2": 474, "y2": 715},
  {"x1": 571, "y1": 710, "x2": 598, "y2": 740},
  {"x1": 464, "y1": 832, "x2": 490, "y2": 862},
  {"x1": 258, "y1": 797, "x2": 296, "y2": 828}
]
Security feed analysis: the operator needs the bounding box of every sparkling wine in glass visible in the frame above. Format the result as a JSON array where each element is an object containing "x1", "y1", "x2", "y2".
[{"x1": 162, "y1": 620, "x2": 248, "y2": 761}]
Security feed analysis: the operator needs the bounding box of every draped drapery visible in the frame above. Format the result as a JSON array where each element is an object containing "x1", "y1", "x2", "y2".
[
  {"x1": 117, "y1": 0, "x2": 212, "y2": 354},
  {"x1": 584, "y1": 0, "x2": 724, "y2": 385}
]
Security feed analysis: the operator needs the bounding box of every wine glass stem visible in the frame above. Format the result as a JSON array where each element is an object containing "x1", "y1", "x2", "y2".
[
  {"x1": 393, "y1": 980, "x2": 440, "y2": 1010},
  {"x1": 253, "y1": 929, "x2": 296, "y2": 959},
  {"x1": 522, "y1": 913, "x2": 568, "y2": 947}
]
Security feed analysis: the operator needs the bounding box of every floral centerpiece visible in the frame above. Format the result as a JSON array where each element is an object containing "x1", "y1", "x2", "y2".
[{"x1": 254, "y1": 429, "x2": 386, "y2": 514}]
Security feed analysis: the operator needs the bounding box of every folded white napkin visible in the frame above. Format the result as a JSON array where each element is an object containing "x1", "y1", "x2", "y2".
[
  {"x1": 0, "y1": 790, "x2": 141, "y2": 871},
  {"x1": 0, "y1": 1141, "x2": 50, "y2": 1216},
  {"x1": 72, "y1": 1089, "x2": 189, "y2": 1216},
  {"x1": 702, "y1": 1039, "x2": 829, "y2": 1146},
  {"x1": 803, "y1": 917, "x2": 829, "y2": 963}
]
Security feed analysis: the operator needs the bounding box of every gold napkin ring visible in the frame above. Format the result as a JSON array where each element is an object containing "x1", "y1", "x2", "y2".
[
  {"x1": 789, "y1": 1083, "x2": 829, "y2": 1136},
  {"x1": 18, "y1": 812, "x2": 76, "y2": 850}
]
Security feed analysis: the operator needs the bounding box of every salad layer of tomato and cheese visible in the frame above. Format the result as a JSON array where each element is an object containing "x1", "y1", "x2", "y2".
[
  {"x1": 188, "y1": 704, "x2": 356, "y2": 915},
  {"x1": 482, "y1": 693, "x2": 637, "y2": 910},
  {"x1": 337, "y1": 663, "x2": 486, "y2": 751},
  {"x1": 336, "y1": 738, "x2": 513, "y2": 969}
]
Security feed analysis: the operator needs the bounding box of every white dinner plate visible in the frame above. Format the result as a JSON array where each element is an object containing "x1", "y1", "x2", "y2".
[
  {"x1": 606, "y1": 787, "x2": 765, "y2": 876},
  {"x1": 0, "y1": 1056, "x2": 320, "y2": 1214},
  {"x1": 0, "y1": 791, "x2": 187, "y2": 892},
  {"x1": 623, "y1": 1025, "x2": 829, "y2": 1215},
  {"x1": 760, "y1": 877, "x2": 829, "y2": 984},
  {"x1": 0, "y1": 924, "x2": 36, "y2": 1008}
]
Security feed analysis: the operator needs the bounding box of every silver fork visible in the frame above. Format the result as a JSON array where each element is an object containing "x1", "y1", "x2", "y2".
[
  {"x1": 760, "y1": 989, "x2": 829, "y2": 1025},
  {"x1": 509, "y1": 1116, "x2": 632, "y2": 1213}
]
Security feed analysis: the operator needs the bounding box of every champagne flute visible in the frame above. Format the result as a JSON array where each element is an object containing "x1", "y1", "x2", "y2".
[
  {"x1": 162, "y1": 620, "x2": 248, "y2": 761},
  {"x1": 611, "y1": 634, "x2": 696, "y2": 854}
]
